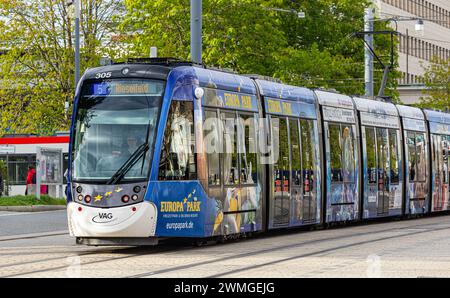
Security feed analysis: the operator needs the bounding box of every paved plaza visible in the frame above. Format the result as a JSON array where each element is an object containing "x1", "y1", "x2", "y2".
[{"x1": 1, "y1": 210, "x2": 450, "y2": 278}]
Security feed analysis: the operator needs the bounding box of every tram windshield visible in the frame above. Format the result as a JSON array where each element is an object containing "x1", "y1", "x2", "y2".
[{"x1": 72, "y1": 79, "x2": 165, "y2": 182}]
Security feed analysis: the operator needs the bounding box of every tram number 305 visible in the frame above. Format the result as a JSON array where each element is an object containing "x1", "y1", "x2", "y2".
[{"x1": 95, "y1": 72, "x2": 112, "y2": 79}]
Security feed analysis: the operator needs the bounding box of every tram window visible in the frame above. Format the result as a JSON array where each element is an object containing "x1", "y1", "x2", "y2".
[
  {"x1": 63, "y1": 154, "x2": 69, "y2": 184},
  {"x1": 278, "y1": 118, "x2": 290, "y2": 191},
  {"x1": 365, "y1": 127, "x2": 377, "y2": 184},
  {"x1": 443, "y1": 136, "x2": 449, "y2": 184},
  {"x1": 222, "y1": 112, "x2": 239, "y2": 185},
  {"x1": 329, "y1": 124, "x2": 343, "y2": 182},
  {"x1": 342, "y1": 125, "x2": 355, "y2": 183},
  {"x1": 407, "y1": 132, "x2": 417, "y2": 182},
  {"x1": 301, "y1": 119, "x2": 315, "y2": 192},
  {"x1": 158, "y1": 101, "x2": 197, "y2": 181},
  {"x1": 238, "y1": 113, "x2": 258, "y2": 185},
  {"x1": 389, "y1": 130, "x2": 400, "y2": 184},
  {"x1": 271, "y1": 117, "x2": 281, "y2": 192},
  {"x1": 416, "y1": 133, "x2": 426, "y2": 182},
  {"x1": 204, "y1": 110, "x2": 221, "y2": 186},
  {"x1": 447, "y1": 137, "x2": 450, "y2": 184},
  {"x1": 204, "y1": 88, "x2": 223, "y2": 107},
  {"x1": 377, "y1": 128, "x2": 389, "y2": 184},
  {"x1": 289, "y1": 119, "x2": 301, "y2": 186}
]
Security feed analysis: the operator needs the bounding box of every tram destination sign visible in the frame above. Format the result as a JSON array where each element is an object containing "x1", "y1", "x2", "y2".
[
  {"x1": 322, "y1": 106, "x2": 356, "y2": 124},
  {"x1": 403, "y1": 118, "x2": 426, "y2": 132},
  {"x1": 91, "y1": 81, "x2": 161, "y2": 96},
  {"x1": 360, "y1": 112, "x2": 400, "y2": 129}
]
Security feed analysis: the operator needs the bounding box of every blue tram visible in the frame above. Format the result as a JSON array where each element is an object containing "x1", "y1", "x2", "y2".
[{"x1": 66, "y1": 59, "x2": 448, "y2": 245}]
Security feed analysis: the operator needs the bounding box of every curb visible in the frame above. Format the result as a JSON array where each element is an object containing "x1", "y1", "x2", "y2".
[{"x1": 0, "y1": 205, "x2": 67, "y2": 212}]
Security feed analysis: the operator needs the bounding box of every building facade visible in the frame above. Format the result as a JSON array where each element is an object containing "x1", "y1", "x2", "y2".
[
  {"x1": 0, "y1": 134, "x2": 69, "y2": 196},
  {"x1": 375, "y1": 0, "x2": 450, "y2": 105}
]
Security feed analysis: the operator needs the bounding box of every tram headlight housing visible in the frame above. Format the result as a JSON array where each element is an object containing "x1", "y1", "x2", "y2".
[
  {"x1": 84, "y1": 195, "x2": 92, "y2": 203},
  {"x1": 122, "y1": 195, "x2": 130, "y2": 203}
]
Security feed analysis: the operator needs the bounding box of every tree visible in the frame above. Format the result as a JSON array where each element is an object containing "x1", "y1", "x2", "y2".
[
  {"x1": 120, "y1": 0, "x2": 287, "y2": 75},
  {"x1": 277, "y1": 0, "x2": 400, "y2": 97},
  {"x1": 419, "y1": 57, "x2": 450, "y2": 110},
  {"x1": 119, "y1": 0, "x2": 399, "y2": 97},
  {"x1": 0, "y1": 0, "x2": 124, "y2": 136},
  {"x1": 0, "y1": 0, "x2": 402, "y2": 136}
]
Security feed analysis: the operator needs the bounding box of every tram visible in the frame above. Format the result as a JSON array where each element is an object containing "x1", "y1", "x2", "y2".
[{"x1": 66, "y1": 58, "x2": 449, "y2": 246}]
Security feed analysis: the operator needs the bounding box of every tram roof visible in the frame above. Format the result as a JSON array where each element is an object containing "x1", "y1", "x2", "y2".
[
  {"x1": 353, "y1": 97, "x2": 398, "y2": 116},
  {"x1": 187, "y1": 66, "x2": 257, "y2": 94},
  {"x1": 83, "y1": 64, "x2": 171, "y2": 81},
  {"x1": 423, "y1": 109, "x2": 450, "y2": 125},
  {"x1": 254, "y1": 79, "x2": 316, "y2": 104},
  {"x1": 314, "y1": 90, "x2": 354, "y2": 109},
  {"x1": 396, "y1": 105, "x2": 425, "y2": 120}
]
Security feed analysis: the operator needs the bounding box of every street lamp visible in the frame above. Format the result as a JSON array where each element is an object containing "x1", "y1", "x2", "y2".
[
  {"x1": 263, "y1": 7, "x2": 306, "y2": 19},
  {"x1": 415, "y1": 19, "x2": 424, "y2": 34}
]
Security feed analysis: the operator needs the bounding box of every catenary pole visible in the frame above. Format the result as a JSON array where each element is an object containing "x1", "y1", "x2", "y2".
[
  {"x1": 190, "y1": 0, "x2": 202, "y2": 64},
  {"x1": 364, "y1": 7, "x2": 374, "y2": 99},
  {"x1": 75, "y1": 0, "x2": 80, "y2": 87}
]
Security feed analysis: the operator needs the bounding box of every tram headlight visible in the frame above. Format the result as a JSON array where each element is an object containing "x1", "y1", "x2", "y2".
[
  {"x1": 131, "y1": 194, "x2": 139, "y2": 201},
  {"x1": 76, "y1": 186, "x2": 83, "y2": 194},
  {"x1": 133, "y1": 186, "x2": 141, "y2": 193},
  {"x1": 122, "y1": 195, "x2": 130, "y2": 203},
  {"x1": 77, "y1": 195, "x2": 83, "y2": 202},
  {"x1": 84, "y1": 195, "x2": 92, "y2": 203}
]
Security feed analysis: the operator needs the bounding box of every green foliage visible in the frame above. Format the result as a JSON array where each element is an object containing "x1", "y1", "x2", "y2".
[
  {"x1": 418, "y1": 57, "x2": 450, "y2": 110},
  {"x1": 0, "y1": 0, "x2": 123, "y2": 136},
  {"x1": 120, "y1": 0, "x2": 399, "y2": 96},
  {"x1": 0, "y1": 195, "x2": 66, "y2": 206},
  {"x1": 0, "y1": 0, "x2": 402, "y2": 135}
]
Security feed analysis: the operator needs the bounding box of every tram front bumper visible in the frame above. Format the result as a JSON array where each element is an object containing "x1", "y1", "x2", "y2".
[{"x1": 67, "y1": 201, "x2": 157, "y2": 238}]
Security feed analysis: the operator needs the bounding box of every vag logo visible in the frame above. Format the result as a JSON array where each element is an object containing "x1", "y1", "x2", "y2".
[{"x1": 92, "y1": 213, "x2": 116, "y2": 223}]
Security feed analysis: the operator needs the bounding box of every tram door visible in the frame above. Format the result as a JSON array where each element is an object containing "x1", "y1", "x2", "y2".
[
  {"x1": 432, "y1": 135, "x2": 450, "y2": 211},
  {"x1": 364, "y1": 127, "x2": 402, "y2": 218},
  {"x1": 272, "y1": 117, "x2": 290, "y2": 225},
  {"x1": 405, "y1": 131, "x2": 428, "y2": 214},
  {"x1": 324, "y1": 122, "x2": 359, "y2": 222}
]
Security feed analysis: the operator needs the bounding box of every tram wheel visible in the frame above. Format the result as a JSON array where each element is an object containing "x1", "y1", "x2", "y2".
[{"x1": 194, "y1": 239, "x2": 208, "y2": 247}]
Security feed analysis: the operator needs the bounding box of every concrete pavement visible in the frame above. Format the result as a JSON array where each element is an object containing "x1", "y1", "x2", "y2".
[{"x1": 1, "y1": 211, "x2": 450, "y2": 277}]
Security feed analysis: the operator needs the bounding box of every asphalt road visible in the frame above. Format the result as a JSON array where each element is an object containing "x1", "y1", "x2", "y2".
[
  {"x1": 1, "y1": 211, "x2": 450, "y2": 278},
  {"x1": 0, "y1": 210, "x2": 68, "y2": 237}
]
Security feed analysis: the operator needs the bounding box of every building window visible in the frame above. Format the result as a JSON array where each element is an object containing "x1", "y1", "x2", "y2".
[{"x1": 0, "y1": 155, "x2": 36, "y2": 185}]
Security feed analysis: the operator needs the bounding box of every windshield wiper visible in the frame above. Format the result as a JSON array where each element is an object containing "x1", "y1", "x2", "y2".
[
  {"x1": 106, "y1": 143, "x2": 149, "y2": 185},
  {"x1": 106, "y1": 123, "x2": 152, "y2": 185}
]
